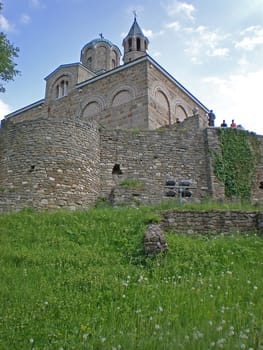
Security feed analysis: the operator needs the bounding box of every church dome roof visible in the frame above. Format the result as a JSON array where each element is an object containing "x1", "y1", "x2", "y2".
[{"x1": 82, "y1": 36, "x2": 121, "y2": 55}]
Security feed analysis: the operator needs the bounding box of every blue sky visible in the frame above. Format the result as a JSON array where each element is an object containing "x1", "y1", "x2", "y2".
[{"x1": 1, "y1": 0, "x2": 263, "y2": 134}]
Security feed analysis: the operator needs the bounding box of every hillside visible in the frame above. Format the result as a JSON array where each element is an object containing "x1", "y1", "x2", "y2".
[{"x1": 0, "y1": 205, "x2": 262, "y2": 349}]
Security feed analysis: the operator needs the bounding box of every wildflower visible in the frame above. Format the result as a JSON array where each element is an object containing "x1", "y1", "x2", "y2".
[
  {"x1": 240, "y1": 343, "x2": 246, "y2": 349},
  {"x1": 29, "y1": 338, "x2": 34, "y2": 343},
  {"x1": 44, "y1": 301, "x2": 49, "y2": 306},
  {"x1": 83, "y1": 333, "x2": 89, "y2": 340},
  {"x1": 216, "y1": 338, "x2": 226, "y2": 348},
  {"x1": 229, "y1": 329, "x2": 235, "y2": 336},
  {"x1": 208, "y1": 320, "x2": 213, "y2": 326},
  {"x1": 253, "y1": 285, "x2": 258, "y2": 290},
  {"x1": 100, "y1": 337, "x2": 106, "y2": 343},
  {"x1": 239, "y1": 332, "x2": 248, "y2": 339},
  {"x1": 122, "y1": 294, "x2": 126, "y2": 298},
  {"x1": 159, "y1": 306, "x2": 163, "y2": 312},
  {"x1": 138, "y1": 275, "x2": 144, "y2": 283},
  {"x1": 155, "y1": 324, "x2": 160, "y2": 329}
]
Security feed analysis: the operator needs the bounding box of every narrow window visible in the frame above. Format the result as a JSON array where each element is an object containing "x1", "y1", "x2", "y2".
[
  {"x1": 128, "y1": 38, "x2": 132, "y2": 51},
  {"x1": 61, "y1": 80, "x2": 65, "y2": 96},
  {"x1": 137, "y1": 38, "x2": 141, "y2": 51},
  {"x1": 87, "y1": 57, "x2": 92, "y2": 66},
  {"x1": 56, "y1": 85, "x2": 59, "y2": 98}
]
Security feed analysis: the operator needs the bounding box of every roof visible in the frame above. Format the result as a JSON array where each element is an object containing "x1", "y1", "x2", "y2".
[
  {"x1": 127, "y1": 17, "x2": 145, "y2": 37},
  {"x1": 81, "y1": 37, "x2": 121, "y2": 56},
  {"x1": 44, "y1": 63, "x2": 93, "y2": 81}
]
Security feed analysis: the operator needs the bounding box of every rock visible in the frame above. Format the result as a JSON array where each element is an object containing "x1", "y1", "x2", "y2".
[{"x1": 144, "y1": 224, "x2": 168, "y2": 255}]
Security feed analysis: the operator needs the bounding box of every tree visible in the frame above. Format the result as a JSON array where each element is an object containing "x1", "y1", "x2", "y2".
[{"x1": 0, "y1": 3, "x2": 20, "y2": 92}]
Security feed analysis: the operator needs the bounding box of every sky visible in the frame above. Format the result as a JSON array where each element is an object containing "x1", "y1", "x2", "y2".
[{"x1": 0, "y1": 0, "x2": 263, "y2": 134}]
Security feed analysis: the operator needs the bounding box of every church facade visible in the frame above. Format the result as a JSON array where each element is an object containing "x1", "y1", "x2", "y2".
[
  {"x1": 1, "y1": 18, "x2": 262, "y2": 213},
  {"x1": 4, "y1": 17, "x2": 209, "y2": 129}
]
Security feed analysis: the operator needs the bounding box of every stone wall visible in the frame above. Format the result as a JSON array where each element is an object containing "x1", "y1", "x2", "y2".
[
  {"x1": 100, "y1": 116, "x2": 211, "y2": 205},
  {"x1": 161, "y1": 209, "x2": 261, "y2": 234},
  {"x1": 147, "y1": 61, "x2": 208, "y2": 128},
  {"x1": 0, "y1": 116, "x2": 100, "y2": 213}
]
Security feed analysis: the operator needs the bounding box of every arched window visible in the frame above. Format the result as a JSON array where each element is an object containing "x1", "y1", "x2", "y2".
[{"x1": 55, "y1": 79, "x2": 69, "y2": 99}]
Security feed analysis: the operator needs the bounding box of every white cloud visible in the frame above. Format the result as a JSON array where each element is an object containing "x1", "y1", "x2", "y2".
[
  {"x1": 20, "y1": 14, "x2": 31, "y2": 25},
  {"x1": 142, "y1": 28, "x2": 153, "y2": 38},
  {"x1": 207, "y1": 47, "x2": 229, "y2": 57},
  {"x1": 184, "y1": 26, "x2": 229, "y2": 63},
  {"x1": 165, "y1": 21, "x2": 181, "y2": 31},
  {"x1": 29, "y1": 0, "x2": 41, "y2": 8},
  {"x1": 235, "y1": 25, "x2": 263, "y2": 50},
  {"x1": 166, "y1": 1, "x2": 196, "y2": 21},
  {"x1": 0, "y1": 14, "x2": 13, "y2": 31},
  {"x1": 202, "y1": 69, "x2": 263, "y2": 134},
  {"x1": 0, "y1": 100, "x2": 12, "y2": 121}
]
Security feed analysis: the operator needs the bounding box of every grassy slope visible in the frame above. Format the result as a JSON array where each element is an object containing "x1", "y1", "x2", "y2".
[{"x1": 0, "y1": 206, "x2": 262, "y2": 350}]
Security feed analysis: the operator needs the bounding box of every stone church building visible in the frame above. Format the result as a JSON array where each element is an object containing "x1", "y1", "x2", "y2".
[
  {"x1": 1, "y1": 17, "x2": 262, "y2": 212},
  {"x1": 5, "y1": 16, "x2": 209, "y2": 128}
]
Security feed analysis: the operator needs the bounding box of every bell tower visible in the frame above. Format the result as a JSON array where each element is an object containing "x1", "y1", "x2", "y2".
[{"x1": 122, "y1": 15, "x2": 149, "y2": 64}]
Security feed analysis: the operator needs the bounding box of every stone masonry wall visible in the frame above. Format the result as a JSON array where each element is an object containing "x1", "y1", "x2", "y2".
[
  {"x1": 0, "y1": 116, "x2": 100, "y2": 213},
  {"x1": 99, "y1": 116, "x2": 211, "y2": 205},
  {"x1": 147, "y1": 61, "x2": 208, "y2": 129},
  {"x1": 161, "y1": 209, "x2": 261, "y2": 234}
]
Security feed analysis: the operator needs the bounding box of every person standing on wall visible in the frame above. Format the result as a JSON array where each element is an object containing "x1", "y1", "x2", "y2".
[
  {"x1": 231, "y1": 119, "x2": 236, "y2": 128},
  {"x1": 208, "y1": 110, "x2": 216, "y2": 127}
]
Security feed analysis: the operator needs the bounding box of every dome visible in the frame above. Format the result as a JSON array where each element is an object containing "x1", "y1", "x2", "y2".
[{"x1": 80, "y1": 36, "x2": 121, "y2": 74}]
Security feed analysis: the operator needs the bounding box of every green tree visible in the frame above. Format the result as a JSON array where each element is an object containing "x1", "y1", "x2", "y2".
[{"x1": 0, "y1": 2, "x2": 20, "y2": 92}]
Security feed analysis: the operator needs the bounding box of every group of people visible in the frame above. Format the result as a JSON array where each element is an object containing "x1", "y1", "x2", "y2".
[
  {"x1": 220, "y1": 119, "x2": 236, "y2": 128},
  {"x1": 207, "y1": 110, "x2": 237, "y2": 128}
]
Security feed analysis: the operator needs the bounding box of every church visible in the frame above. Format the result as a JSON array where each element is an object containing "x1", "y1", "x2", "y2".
[
  {"x1": 4, "y1": 16, "x2": 209, "y2": 128},
  {"x1": 1, "y1": 17, "x2": 262, "y2": 213}
]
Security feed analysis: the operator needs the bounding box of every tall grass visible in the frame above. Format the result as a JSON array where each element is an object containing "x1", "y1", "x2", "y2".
[{"x1": 0, "y1": 206, "x2": 262, "y2": 349}]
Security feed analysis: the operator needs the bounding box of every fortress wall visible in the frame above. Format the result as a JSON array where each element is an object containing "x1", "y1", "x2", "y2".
[
  {"x1": 251, "y1": 135, "x2": 263, "y2": 202},
  {"x1": 0, "y1": 117, "x2": 100, "y2": 213},
  {"x1": 161, "y1": 209, "x2": 260, "y2": 234},
  {"x1": 204, "y1": 127, "x2": 225, "y2": 200},
  {"x1": 99, "y1": 116, "x2": 210, "y2": 205},
  {"x1": 205, "y1": 128, "x2": 263, "y2": 203}
]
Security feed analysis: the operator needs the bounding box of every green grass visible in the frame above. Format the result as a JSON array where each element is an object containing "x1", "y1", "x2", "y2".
[{"x1": 0, "y1": 205, "x2": 262, "y2": 349}]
